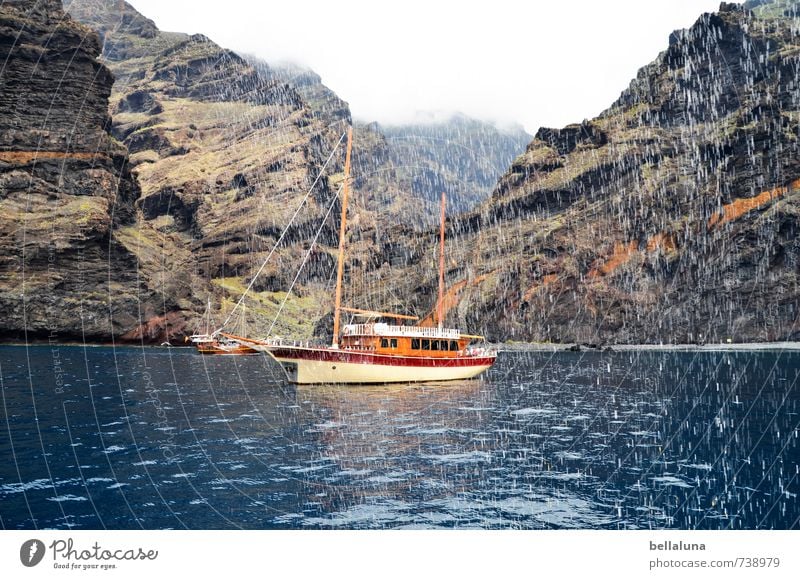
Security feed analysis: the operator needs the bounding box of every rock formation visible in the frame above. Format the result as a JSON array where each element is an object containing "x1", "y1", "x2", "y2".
[
  {"x1": 245, "y1": 58, "x2": 532, "y2": 224},
  {"x1": 60, "y1": 0, "x2": 530, "y2": 342},
  {"x1": 63, "y1": 0, "x2": 354, "y2": 342},
  {"x1": 0, "y1": 0, "x2": 156, "y2": 341},
  {"x1": 354, "y1": 116, "x2": 531, "y2": 225},
  {"x1": 389, "y1": 1, "x2": 800, "y2": 344},
  {"x1": 7, "y1": 0, "x2": 798, "y2": 345}
]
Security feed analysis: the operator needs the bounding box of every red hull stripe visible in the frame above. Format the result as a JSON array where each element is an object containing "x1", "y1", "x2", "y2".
[{"x1": 271, "y1": 347, "x2": 495, "y2": 368}]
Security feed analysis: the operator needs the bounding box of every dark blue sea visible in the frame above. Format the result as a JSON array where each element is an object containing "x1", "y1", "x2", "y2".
[{"x1": 0, "y1": 345, "x2": 798, "y2": 530}]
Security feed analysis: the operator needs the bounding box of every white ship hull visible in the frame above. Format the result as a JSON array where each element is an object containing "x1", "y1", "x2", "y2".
[{"x1": 253, "y1": 344, "x2": 495, "y2": 384}]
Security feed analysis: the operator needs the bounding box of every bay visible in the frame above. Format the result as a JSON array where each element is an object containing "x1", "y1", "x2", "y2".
[{"x1": 0, "y1": 345, "x2": 798, "y2": 529}]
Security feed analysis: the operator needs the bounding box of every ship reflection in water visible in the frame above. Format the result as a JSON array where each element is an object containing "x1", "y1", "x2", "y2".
[{"x1": 0, "y1": 346, "x2": 798, "y2": 529}]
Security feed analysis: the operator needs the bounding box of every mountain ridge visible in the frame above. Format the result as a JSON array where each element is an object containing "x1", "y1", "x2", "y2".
[
  {"x1": 60, "y1": 0, "x2": 531, "y2": 342},
  {"x1": 418, "y1": 0, "x2": 800, "y2": 344},
  {"x1": 4, "y1": 0, "x2": 797, "y2": 345}
]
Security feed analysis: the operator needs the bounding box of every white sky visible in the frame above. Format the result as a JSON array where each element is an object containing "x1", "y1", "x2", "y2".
[{"x1": 127, "y1": 0, "x2": 733, "y2": 134}]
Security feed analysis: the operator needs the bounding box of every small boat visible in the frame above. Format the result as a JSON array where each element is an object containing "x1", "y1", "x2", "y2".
[
  {"x1": 194, "y1": 335, "x2": 259, "y2": 356},
  {"x1": 230, "y1": 128, "x2": 496, "y2": 383},
  {"x1": 189, "y1": 301, "x2": 258, "y2": 355}
]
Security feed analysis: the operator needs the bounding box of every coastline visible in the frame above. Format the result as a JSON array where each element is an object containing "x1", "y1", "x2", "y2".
[{"x1": 500, "y1": 341, "x2": 800, "y2": 352}]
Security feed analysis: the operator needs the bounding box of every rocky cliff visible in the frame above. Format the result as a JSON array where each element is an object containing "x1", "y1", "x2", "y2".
[
  {"x1": 353, "y1": 116, "x2": 531, "y2": 226},
  {"x1": 62, "y1": 0, "x2": 356, "y2": 342},
  {"x1": 379, "y1": 1, "x2": 800, "y2": 344},
  {"x1": 9, "y1": 0, "x2": 798, "y2": 345},
  {"x1": 0, "y1": 0, "x2": 157, "y2": 341},
  {"x1": 381, "y1": 117, "x2": 530, "y2": 211}
]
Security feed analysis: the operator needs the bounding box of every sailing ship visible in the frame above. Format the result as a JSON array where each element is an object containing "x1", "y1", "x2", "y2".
[{"x1": 228, "y1": 127, "x2": 496, "y2": 383}]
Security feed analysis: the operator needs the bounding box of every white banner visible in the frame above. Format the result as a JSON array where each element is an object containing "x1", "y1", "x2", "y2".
[{"x1": 0, "y1": 530, "x2": 798, "y2": 578}]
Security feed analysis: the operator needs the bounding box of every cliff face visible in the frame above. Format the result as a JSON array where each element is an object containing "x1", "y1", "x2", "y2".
[
  {"x1": 246, "y1": 58, "x2": 531, "y2": 226},
  {"x1": 405, "y1": 1, "x2": 800, "y2": 344},
  {"x1": 0, "y1": 0, "x2": 153, "y2": 341},
  {"x1": 246, "y1": 58, "x2": 352, "y2": 125},
  {"x1": 63, "y1": 0, "x2": 355, "y2": 342}
]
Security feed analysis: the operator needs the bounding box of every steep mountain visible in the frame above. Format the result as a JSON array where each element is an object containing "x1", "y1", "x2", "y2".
[
  {"x1": 373, "y1": 0, "x2": 800, "y2": 344},
  {"x1": 245, "y1": 58, "x2": 351, "y2": 125},
  {"x1": 63, "y1": 0, "x2": 354, "y2": 341},
  {"x1": 16, "y1": 0, "x2": 795, "y2": 346},
  {"x1": 354, "y1": 117, "x2": 531, "y2": 225},
  {"x1": 60, "y1": 0, "x2": 530, "y2": 342},
  {"x1": 0, "y1": 0, "x2": 158, "y2": 341}
]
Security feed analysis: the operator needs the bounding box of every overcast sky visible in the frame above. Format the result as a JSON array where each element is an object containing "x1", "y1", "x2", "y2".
[{"x1": 127, "y1": 0, "x2": 733, "y2": 133}]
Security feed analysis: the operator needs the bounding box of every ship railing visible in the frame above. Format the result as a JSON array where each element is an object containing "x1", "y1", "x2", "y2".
[
  {"x1": 259, "y1": 337, "x2": 335, "y2": 350},
  {"x1": 342, "y1": 323, "x2": 460, "y2": 339}
]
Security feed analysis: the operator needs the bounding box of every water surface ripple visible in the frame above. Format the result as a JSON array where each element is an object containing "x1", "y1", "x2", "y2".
[{"x1": 0, "y1": 346, "x2": 798, "y2": 529}]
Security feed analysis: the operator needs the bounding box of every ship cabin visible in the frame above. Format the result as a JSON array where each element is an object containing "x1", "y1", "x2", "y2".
[{"x1": 340, "y1": 323, "x2": 471, "y2": 358}]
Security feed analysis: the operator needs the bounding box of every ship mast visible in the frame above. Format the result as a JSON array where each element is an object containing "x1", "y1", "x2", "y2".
[
  {"x1": 437, "y1": 191, "x2": 446, "y2": 329},
  {"x1": 332, "y1": 127, "x2": 353, "y2": 347}
]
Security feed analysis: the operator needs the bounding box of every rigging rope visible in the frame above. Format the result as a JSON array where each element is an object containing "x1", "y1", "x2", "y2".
[
  {"x1": 265, "y1": 182, "x2": 343, "y2": 338},
  {"x1": 213, "y1": 130, "x2": 347, "y2": 334}
]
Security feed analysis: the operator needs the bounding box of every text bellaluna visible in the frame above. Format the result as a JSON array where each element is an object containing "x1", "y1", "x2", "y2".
[{"x1": 650, "y1": 541, "x2": 706, "y2": 551}]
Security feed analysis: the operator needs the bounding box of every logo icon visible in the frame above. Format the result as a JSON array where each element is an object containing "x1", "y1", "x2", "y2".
[{"x1": 20, "y1": 539, "x2": 46, "y2": 567}]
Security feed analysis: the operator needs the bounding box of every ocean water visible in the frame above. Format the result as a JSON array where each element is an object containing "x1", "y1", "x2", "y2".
[{"x1": 0, "y1": 345, "x2": 798, "y2": 530}]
